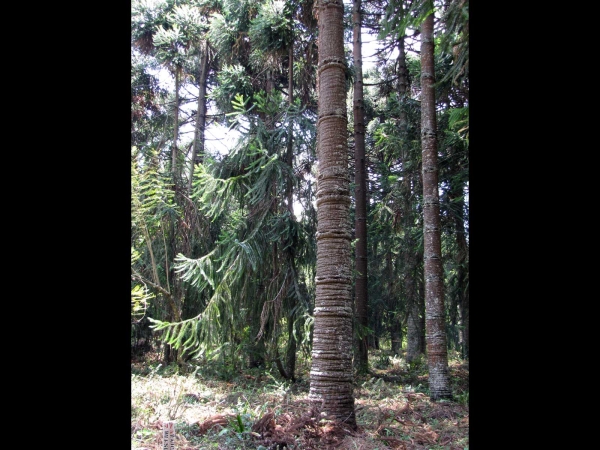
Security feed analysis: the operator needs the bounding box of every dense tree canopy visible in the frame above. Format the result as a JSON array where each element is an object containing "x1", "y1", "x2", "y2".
[{"x1": 131, "y1": 0, "x2": 469, "y2": 402}]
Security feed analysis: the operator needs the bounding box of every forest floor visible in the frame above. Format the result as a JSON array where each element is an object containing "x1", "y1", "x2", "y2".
[{"x1": 131, "y1": 348, "x2": 469, "y2": 449}]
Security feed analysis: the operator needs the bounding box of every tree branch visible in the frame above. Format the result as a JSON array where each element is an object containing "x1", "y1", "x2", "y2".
[{"x1": 131, "y1": 269, "x2": 172, "y2": 299}]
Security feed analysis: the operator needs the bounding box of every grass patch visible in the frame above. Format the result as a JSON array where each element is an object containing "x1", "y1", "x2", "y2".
[{"x1": 131, "y1": 348, "x2": 468, "y2": 449}]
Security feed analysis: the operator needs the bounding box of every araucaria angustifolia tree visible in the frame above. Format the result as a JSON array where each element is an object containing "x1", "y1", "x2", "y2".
[
  {"x1": 308, "y1": 0, "x2": 357, "y2": 429},
  {"x1": 420, "y1": 3, "x2": 452, "y2": 401},
  {"x1": 352, "y1": 0, "x2": 370, "y2": 376}
]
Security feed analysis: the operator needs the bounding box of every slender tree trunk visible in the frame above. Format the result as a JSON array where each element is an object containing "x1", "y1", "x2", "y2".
[
  {"x1": 352, "y1": 0, "x2": 369, "y2": 375},
  {"x1": 404, "y1": 238, "x2": 425, "y2": 362},
  {"x1": 391, "y1": 33, "x2": 424, "y2": 364},
  {"x1": 285, "y1": 296, "x2": 297, "y2": 381},
  {"x1": 253, "y1": 68, "x2": 278, "y2": 371},
  {"x1": 166, "y1": 66, "x2": 185, "y2": 365},
  {"x1": 249, "y1": 282, "x2": 266, "y2": 368},
  {"x1": 188, "y1": 43, "x2": 210, "y2": 193},
  {"x1": 285, "y1": 41, "x2": 298, "y2": 381},
  {"x1": 420, "y1": 9, "x2": 452, "y2": 401},
  {"x1": 390, "y1": 317, "x2": 402, "y2": 355},
  {"x1": 402, "y1": 175, "x2": 426, "y2": 364},
  {"x1": 405, "y1": 287, "x2": 423, "y2": 363},
  {"x1": 166, "y1": 217, "x2": 184, "y2": 365},
  {"x1": 386, "y1": 244, "x2": 402, "y2": 355},
  {"x1": 450, "y1": 179, "x2": 468, "y2": 359},
  {"x1": 172, "y1": 67, "x2": 180, "y2": 182},
  {"x1": 416, "y1": 169, "x2": 427, "y2": 357},
  {"x1": 460, "y1": 279, "x2": 469, "y2": 359},
  {"x1": 418, "y1": 258, "x2": 426, "y2": 354},
  {"x1": 286, "y1": 43, "x2": 295, "y2": 221},
  {"x1": 309, "y1": 0, "x2": 356, "y2": 429}
]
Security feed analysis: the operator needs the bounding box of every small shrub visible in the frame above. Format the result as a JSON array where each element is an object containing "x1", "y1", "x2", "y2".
[
  {"x1": 455, "y1": 390, "x2": 469, "y2": 406},
  {"x1": 374, "y1": 353, "x2": 391, "y2": 369}
]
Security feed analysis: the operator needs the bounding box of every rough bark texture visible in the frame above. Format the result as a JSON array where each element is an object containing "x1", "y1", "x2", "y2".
[
  {"x1": 420, "y1": 11, "x2": 452, "y2": 401},
  {"x1": 352, "y1": 0, "x2": 369, "y2": 375},
  {"x1": 403, "y1": 169, "x2": 425, "y2": 364},
  {"x1": 309, "y1": 0, "x2": 357, "y2": 429}
]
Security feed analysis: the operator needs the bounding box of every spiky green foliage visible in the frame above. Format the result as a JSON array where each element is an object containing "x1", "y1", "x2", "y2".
[
  {"x1": 131, "y1": 145, "x2": 183, "y2": 327},
  {"x1": 208, "y1": 0, "x2": 258, "y2": 63},
  {"x1": 132, "y1": 0, "x2": 172, "y2": 55},
  {"x1": 248, "y1": 0, "x2": 292, "y2": 70},
  {"x1": 438, "y1": 0, "x2": 469, "y2": 85},
  {"x1": 378, "y1": 0, "x2": 434, "y2": 42},
  {"x1": 132, "y1": 149, "x2": 178, "y2": 240},
  {"x1": 132, "y1": 1, "x2": 209, "y2": 56},
  {"x1": 131, "y1": 52, "x2": 170, "y2": 149},
  {"x1": 147, "y1": 90, "x2": 316, "y2": 368},
  {"x1": 132, "y1": 248, "x2": 156, "y2": 319},
  {"x1": 210, "y1": 67, "x2": 254, "y2": 116},
  {"x1": 446, "y1": 106, "x2": 469, "y2": 144}
]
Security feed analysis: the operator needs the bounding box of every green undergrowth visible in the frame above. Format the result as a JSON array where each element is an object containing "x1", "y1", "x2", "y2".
[{"x1": 131, "y1": 347, "x2": 469, "y2": 449}]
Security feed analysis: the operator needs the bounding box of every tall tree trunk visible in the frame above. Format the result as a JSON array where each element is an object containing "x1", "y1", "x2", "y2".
[
  {"x1": 309, "y1": 0, "x2": 356, "y2": 429},
  {"x1": 166, "y1": 215, "x2": 184, "y2": 365},
  {"x1": 253, "y1": 68, "x2": 278, "y2": 371},
  {"x1": 285, "y1": 295, "x2": 297, "y2": 381},
  {"x1": 188, "y1": 43, "x2": 210, "y2": 193},
  {"x1": 352, "y1": 0, "x2": 369, "y2": 375},
  {"x1": 420, "y1": 8, "x2": 452, "y2": 401},
  {"x1": 416, "y1": 168, "x2": 427, "y2": 357},
  {"x1": 405, "y1": 170, "x2": 426, "y2": 364},
  {"x1": 249, "y1": 282, "x2": 267, "y2": 368},
  {"x1": 387, "y1": 245, "x2": 402, "y2": 355},
  {"x1": 390, "y1": 316, "x2": 403, "y2": 354},
  {"x1": 286, "y1": 43, "x2": 295, "y2": 222},
  {"x1": 405, "y1": 268, "x2": 425, "y2": 362},
  {"x1": 449, "y1": 174, "x2": 468, "y2": 359},
  {"x1": 405, "y1": 278, "x2": 424, "y2": 363},
  {"x1": 460, "y1": 277, "x2": 469, "y2": 359},
  {"x1": 285, "y1": 41, "x2": 298, "y2": 381},
  {"x1": 166, "y1": 66, "x2": 185, "y2": 365},
  {"x1": 456, "y1": 218, "x2": 468, "y2": 359},
  {"x1": 396, "y1": 35, "x2": 415, "y2": 361},
  {"x1": 401, "y1": 175, "x2": 425, "y2": 364},
  {"x1": 172, "y1": 67, "x2": 180, "y2": 183}
]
